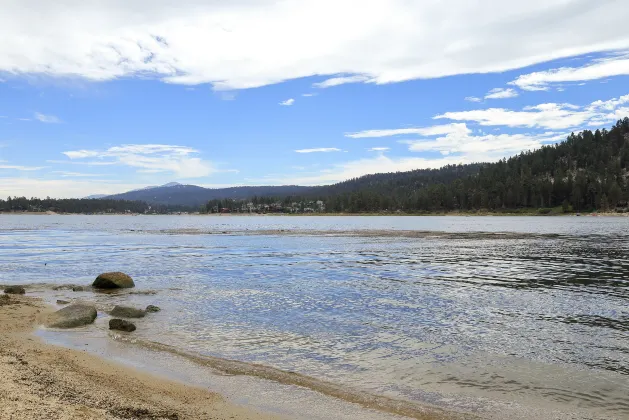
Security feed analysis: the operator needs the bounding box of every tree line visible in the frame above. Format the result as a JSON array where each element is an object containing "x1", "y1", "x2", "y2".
[
  {"x1": 204, "y1": 118, "x2": 629, "y2": 213},
  {"x1": 0, "y1": 197, "x2": 180, "y2": 214}
]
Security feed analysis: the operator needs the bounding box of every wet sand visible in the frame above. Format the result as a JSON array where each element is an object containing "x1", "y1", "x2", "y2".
[
  {"x1": 0, "y1": 294, "x2": 281, "y2": 420},
  {"x1": 0, "y1": 294, "x2": 464, "y2": 420}
]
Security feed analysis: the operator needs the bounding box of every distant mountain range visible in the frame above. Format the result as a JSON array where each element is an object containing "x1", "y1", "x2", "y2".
[{"x1": 92, "y1": 182, "x2": 315, "y2": 207}]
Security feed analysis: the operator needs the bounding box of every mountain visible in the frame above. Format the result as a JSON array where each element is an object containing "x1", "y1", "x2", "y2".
[
  {"x1": 106, "y1": 183, "x2": 315, "y2": 207},
  {"x1": 84, "y1": 194, "x2": 108, "y2": 199}
]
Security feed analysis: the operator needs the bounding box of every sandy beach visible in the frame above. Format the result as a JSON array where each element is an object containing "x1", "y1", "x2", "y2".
[{"x1": 0, "y1": 294, "x2": 282, "y2": 420}]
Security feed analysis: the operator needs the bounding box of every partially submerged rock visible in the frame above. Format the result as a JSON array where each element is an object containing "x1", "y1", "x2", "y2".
[
  {"x1": 145, "y1": 305, "x2": 161, "y2": 313},
  {"x1": 56, "y1": 299, "x2": 70, "y2": 305},
  {"x1": 4, "y1": 285, "x2": 26, "y2": 294},
  {"x1": 72, "y1": 286, "x2": 85, "y2": 292},
  {"x1": 110, "y1": 305, "x2": 145, "y2": 318},
  {"x1": 45, "y1": 304, "x2": 97, "y2": 328},
  {"x1": 109, "y1": 318, "x2": 136, "y2": 332},
  {"x1": 93, "y1": 272, "x2": 135, "y2": 289}
]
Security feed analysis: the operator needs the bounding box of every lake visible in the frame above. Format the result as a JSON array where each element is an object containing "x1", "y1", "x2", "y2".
[{"x1": 1, "y1": 215, "x2": 627, "y2": 419}]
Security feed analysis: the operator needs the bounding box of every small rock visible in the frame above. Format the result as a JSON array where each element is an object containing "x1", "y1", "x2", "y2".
[
  {"x1": 45, "y1": 304, "x2": 97, "y2": 328},
  {"x1": 0, "y1": 294, "x2": 10, "y2": 306},
  {"x1": 93, "y1": 272, "x2": 135, "y2": 289},
  {"x1": 110, "y1": 305, "x2": 146, "y2": 318},
  {"x1": 145, "y1": 305, "x2": 161, "y2": 313},
  {"x1": 109, "y1": 318, "x2": 136, "y2": 332},
  {"x1": 72, "y1": 286, "x2": 85, "y2": 292},
  {"x1": 4, "y1": 285, "x2": 25, "y2": 295},
  {"x1": 56, "y1": 299, "x2": 70, "y2": 305}
]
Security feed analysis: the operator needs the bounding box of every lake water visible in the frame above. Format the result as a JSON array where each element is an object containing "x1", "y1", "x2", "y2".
[{"x1": 1, "y1": 215, "x2": 628, "y2": 419}]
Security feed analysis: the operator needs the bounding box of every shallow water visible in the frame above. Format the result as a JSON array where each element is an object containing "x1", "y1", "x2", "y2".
[{"x1": 1, "y1": 215, "x2": 628, "y2": 419}]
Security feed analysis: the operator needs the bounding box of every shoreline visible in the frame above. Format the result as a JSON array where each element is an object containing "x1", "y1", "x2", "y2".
[
  {"x1": 1, "y1": 294, "x2": 466, "y2": 420},
  {"x1": 2, "y1": 211, "x2": 628, "y2": 217},
  {"x1": 0, "y1": 295, "x2": 282, "y2": 420}
]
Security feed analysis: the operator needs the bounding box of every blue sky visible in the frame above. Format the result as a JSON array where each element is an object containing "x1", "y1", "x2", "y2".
[{"x1": 1, "y1": 1, "x2": 629, "y2": 198}]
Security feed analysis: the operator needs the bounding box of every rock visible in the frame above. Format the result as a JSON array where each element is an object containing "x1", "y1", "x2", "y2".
[
  {"x1": 0, "y1": 294, "x2": 10, "y2": 306},
  {"x1": 109, "y1": 318, "x2": 136, "y2": 332},
  {"x1": 45, "y1": 304, "x2": 97, "y2": 328},
  {"x1": 110, "y1": 305, "x2": 145, "y2": 318},
  {"x1": 4, "y1": 285, "x2": 25, "y2": 294},
  {"x1": 56, "y1": 299, "x2": 70, "y2": 305},
  {"x1": 72, "y1": 286, "x2": 85, "y2": 292},
  {"x1": 145, "y1": 305, "x2": 161, "y2": 313},
  {"x1": 92, "y1": 272, "x2": 135, "y2": 289}
]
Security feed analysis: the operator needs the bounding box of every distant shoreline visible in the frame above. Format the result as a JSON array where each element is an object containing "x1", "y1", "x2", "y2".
[{"x1": 2, "y1": 210, "x2": 628, "y2": 217}]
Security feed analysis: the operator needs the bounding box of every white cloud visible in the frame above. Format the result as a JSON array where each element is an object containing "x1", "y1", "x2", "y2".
[
  {"x1": 61, "y1": 144, "x2": 215, "y2": 178},
  {"x1": 279, "y1": 98, "x2": 295, "y2": 106},
  {"x1": 347, "y1": 123, "x2": 470, "y2": 138},
  {"x1": 52, "y1": 171, "x2": 104, "y2": 177},
  {"x1": 512, "y1": 53, "x2": 629, "y2": 91},
  {"x1": 34, "y1": 112, "x2": 61, "y2": 123},
  {"x1": 294, "y1": 148, "x2": 341, "y2": 153},
  {"x1": 484, "y1": 88, "x2": 518, "y2": 99},
  {"x1": 18, "y1": 118, "x2": 31, "y2": 121},
  {"x1": 368, "y1": 147, "x2": 390, "y2": 152},
  {"x1": 313, "y1": 75, "x2": 373, "y2": 88},
  {"x1": 0, "y1": 164, "x2": 46, "y2": 171},
  {"x1": 401, "y1": 126, "x2": 567, "y2": 159},
  {"x1": 435, "y1": 93, "x2": 629, "y2": 129},
  {"x1": 465, "y1": 96, "x2": 482, "y2": 103},
  {"x1": 2, "y1": 2, "x2": 629, "y2": 90},
  {"x1": 302, "y1": 93, "x2": 317, "y2": 97}
]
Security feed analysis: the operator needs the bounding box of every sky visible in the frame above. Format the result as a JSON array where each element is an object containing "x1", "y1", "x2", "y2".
[{"x1": 1, "y1": 0, "x2": 629, "y2": 198}]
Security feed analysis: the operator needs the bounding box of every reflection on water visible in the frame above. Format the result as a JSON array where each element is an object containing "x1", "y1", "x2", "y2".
[{"x1": 1, "y1": 215, "x2": 629, "y2": 419}]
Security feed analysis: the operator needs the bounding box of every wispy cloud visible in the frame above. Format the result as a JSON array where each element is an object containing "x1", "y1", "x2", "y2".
[
  {"x1": 295, "y1": 147, "x2": 341, "y2": 153},
  {"x1": 279, "y1": 98, "x2": 295, "y2": 106},
  {"x1": 35, "y1": 112, "x2": 62, "y2": 123},
  {"x1": 435, "y1": 93, "x2": 629, "y2": 129},
  {"x1": 52, "y1": 171, "x2": 105, "y2": 177},
  {"x1": 61, "y1": 144, "x2": 216, "y2": 178},
  {"x1": 368, "y1": 147, "x2": 390, "y2": 152},
  {"x1": 302, "y1": 93, "x2": 317, "y2": 97},
  {"x1": 0, "y1": 164, "x2": 47, "y2": 171},
  {"x1": 313, "y1": 75, "x2": 373, "y2": 89},
  {"x1": 465, "y1": 96, "x2": 482, "y2": 103},
  {"x1": 17, "y1": 118, "x2": 31, "y2": 121},
  {"x1": 484, "y1": 88, "x2": 518, "y2": 99},
  {"x1": 511, "y1": 53, "x2": 629, "y2": 91},
  {"x1": 346, "y1": 123, "x2": 469, "y2": 139}
]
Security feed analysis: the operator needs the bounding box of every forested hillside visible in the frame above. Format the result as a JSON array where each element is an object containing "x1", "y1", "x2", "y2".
[{"x1": 207, "y1": 118, "x2": 629, "y2": 213}]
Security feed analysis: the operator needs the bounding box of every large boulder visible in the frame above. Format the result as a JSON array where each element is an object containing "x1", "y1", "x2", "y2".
[
  {"x1": 92, "y1": 272, "x2": 135, "y2": 289},
  {"x1": 4, "y1": 285, "x2": 25, "y2": 294},
  {"x1": 45, "y1": 304, "x2": 97, "y2": 328},
  {"x1": 110, "y1": 305, "x2": 145, "y2": 318},
  {"x1": 109, "y1": 318, "x2": 136, "y2": 332}
]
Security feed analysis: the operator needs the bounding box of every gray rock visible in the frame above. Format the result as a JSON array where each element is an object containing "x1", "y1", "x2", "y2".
[
  {"x1": 4, "y1": 285, "x2": 25, "y2": 294},
  {"x1": 110, "y1": 305, "x2": 145, "y2": 318},
  {"x1": 45, "y1": 304, "x2": 97, "y2": 328},
  {"x1": 92, "y1": 272, "x2": 135, "y2": 289},
  {"x1": 72, "y1": 286, "x2": 85, "y2": 292},
  {"x1": 109, "y1": 318, "x2": 136, "y2": 332},
  {"x1": 56, "y1": 299, "x2": 70, "y2": 305},
  {"x1": 145, "y1": 305, "x2": 161, "y2": 313}
]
